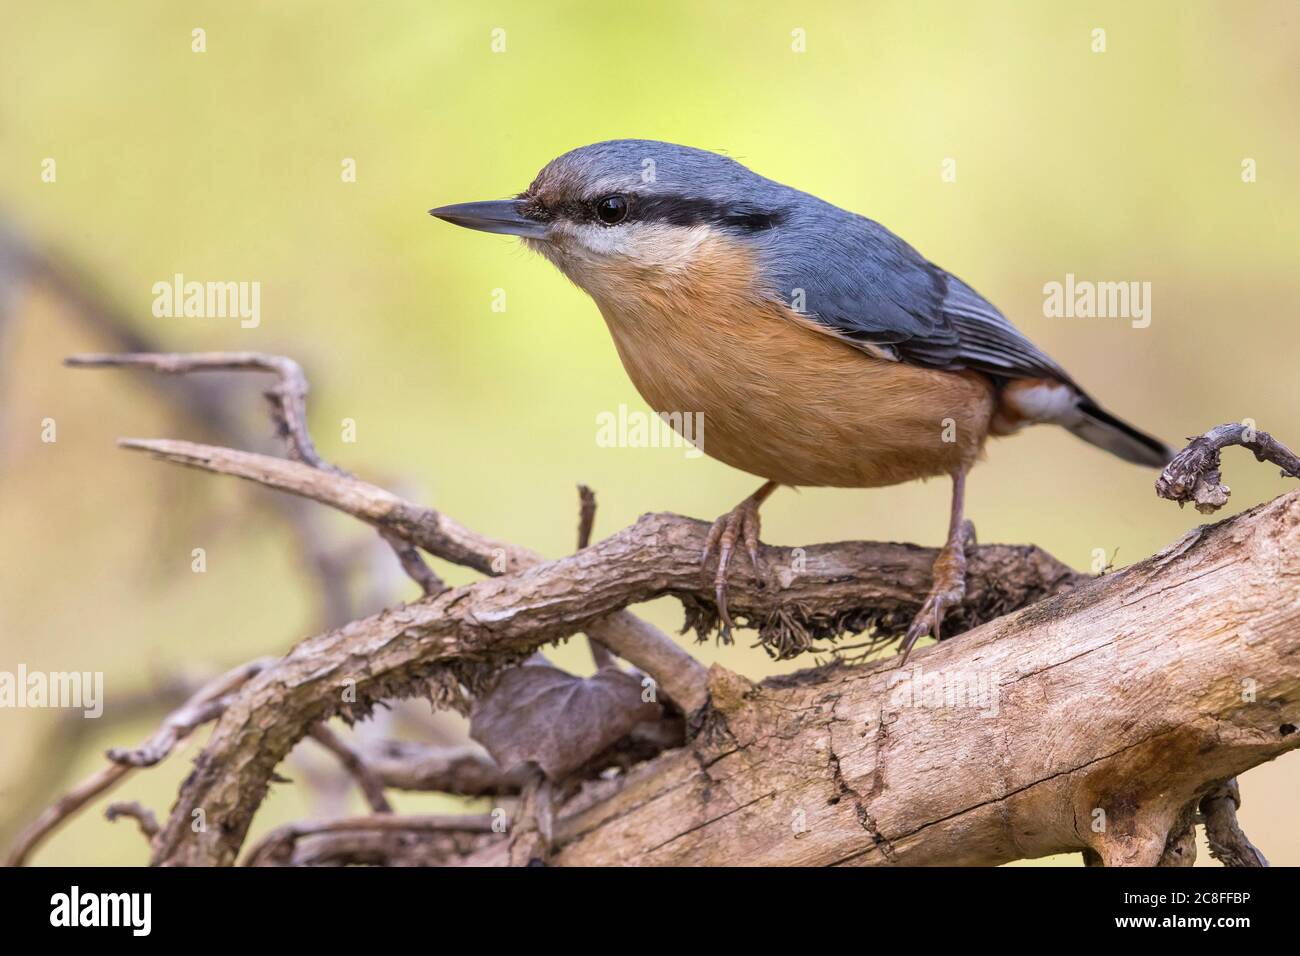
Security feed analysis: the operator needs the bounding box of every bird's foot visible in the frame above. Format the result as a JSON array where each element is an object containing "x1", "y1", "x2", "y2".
[
  {"x1": 702, "y1": 488, "x2": 771, "y2": 639},
  {"x1": 898, "y1": 520, "x2": 975, "y2": 664}
]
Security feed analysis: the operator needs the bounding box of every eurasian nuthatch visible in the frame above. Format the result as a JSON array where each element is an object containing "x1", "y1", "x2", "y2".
[{"x1": 431, "y1": 139, "x2": 1170, "y2": 658}]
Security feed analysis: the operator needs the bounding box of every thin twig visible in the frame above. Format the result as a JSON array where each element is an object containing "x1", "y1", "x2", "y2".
[
  {"x1": 1156, "y1": 421, "x2": 1300, "y2": 513},
  {"x1": 67, "y1": 352, "x2": 448, "y2": 597},
  {"x1": 363, "y1": 740, "x2": 524, "y2": 796},
  {"x1": 4, "y1": 765, "x2": 132, "y2": 867},
  {"x1": 116, "y1": 437, "x2": 714, "y2": 711},
  {"x1": 243, "y1": 813, "x2": 497, "y2": 867},
  {"x1": 577, "y1": 484, "x2": 597, "y2": 550},
  {"x1": 577, "y1": 484, "x2": 617, "y2": 670},
  {"x1": 3, "y1": 658, "x2": 271, "y2": 866},
  {"x1": 105, "y1": 802, "x2": 160, "y2": 841},
  {"x1": 106, "y1": 658, "x2": 275, "y2": 767},
  {"x1": 307, "y1": 724, "x2": 392, "y2": 813},
  {"x1": 67, "y1": 352, "x2": 323, "y2": 458}
]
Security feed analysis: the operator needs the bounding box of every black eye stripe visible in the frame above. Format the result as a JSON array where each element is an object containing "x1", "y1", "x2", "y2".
[
  {"x1": 520, "y1": 193, "x2": 783, "y2": 232},
  {"x1": 631, "y1": 195, "x2": 784, "y2": 232}
]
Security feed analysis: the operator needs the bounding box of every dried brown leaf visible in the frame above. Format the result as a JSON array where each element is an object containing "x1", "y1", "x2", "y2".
[{"x1": 469, "y1": 663, "x2": 662, "y2": 779}]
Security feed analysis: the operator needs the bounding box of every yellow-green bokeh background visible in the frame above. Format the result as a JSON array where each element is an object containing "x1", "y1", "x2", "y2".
[{"x1": 1, "y1": 0, "x2": 1297, "y2": 865}]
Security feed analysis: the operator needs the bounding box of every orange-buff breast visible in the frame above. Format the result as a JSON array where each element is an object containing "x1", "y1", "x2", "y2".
[{"x1": 585, "y1": 234, "x2": 996, "y2": 488}]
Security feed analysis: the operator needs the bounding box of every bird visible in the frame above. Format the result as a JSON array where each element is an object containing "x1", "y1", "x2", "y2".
[{"x1": 429, "y1": 139, "x2": 1172, "y2": 660}]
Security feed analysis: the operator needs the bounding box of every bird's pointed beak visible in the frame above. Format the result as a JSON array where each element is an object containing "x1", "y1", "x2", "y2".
[{"x1": 428, "y1": 199, "x2": 548, "y2": 239}]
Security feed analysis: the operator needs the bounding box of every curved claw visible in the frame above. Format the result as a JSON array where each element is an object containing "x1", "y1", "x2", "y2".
[
  {"x1": 898, "y1": 591, "x2": 956, "y2": 665},
  {"x1": 701, "y1": 489, "x2": 772, "y2": 638},
  {"x1": 897, "y1": 519, "x2": 972, "y2": 665}
]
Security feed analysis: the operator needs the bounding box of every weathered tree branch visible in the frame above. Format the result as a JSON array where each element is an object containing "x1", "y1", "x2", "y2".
[
  {"x1": 18, "y1": 339, "x2": 1296, "y2": 868},
  {"x1": 67, "y1": 351, "x2": 448, "y2": 598},
  {"x1": 124, "y1": 471, "x2": 1075, "y2": 864},
  {"x1": 0, "y1": 671, "x2": 203, "y2": 848},
  {"x1": 1157, "y1": 421, "x2": 1300, "y2": 513},
  {"x1": 243, "y1": 814, "x2": 496, "y2": 867},
  {"x1": 134, "y1": 468, "x2": 1294, "y2": 865},
  {"x1": 3, "y1": 658, "x2": 272, "y2": 866},
  {"x1": 577, "y1": 484, "x2": 618, "y2": 671},
  {"x1": 361, "y1": 741, "x2": 525, "y2": 796},
  {"x1": 105, "y1": 802, "x2": 161, "y2": 842},
  {"x1": 67, "y1": 349, "x2": 711, "y2": 713},
  {"x1": 473, "y1": 493, "x2": 1300, "y2": 866},
  {"x1": 1200, "y1": 779, "x2": 1269, "y2": 867},
  {"x1": 116, "y1": 438, "x2": 1079, "y2": 651},
  {"x1": 306, "y1": 724, "x2": 393, "y2": 814},
  {"x1": 148, "y1": 472, "x2": 1295, "y2": 865},
  {"x1": 111, "y1": 437, "x2": 727, "y2": 711}
]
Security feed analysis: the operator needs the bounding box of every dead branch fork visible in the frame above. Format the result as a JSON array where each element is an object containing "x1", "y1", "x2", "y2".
[{"x1": 9, "y1": 351, "x2": 1297, "y2": 867}]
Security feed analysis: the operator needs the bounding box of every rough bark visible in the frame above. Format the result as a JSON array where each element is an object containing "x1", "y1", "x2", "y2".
[
  {"x1": 493, "y1": 492, "x2": 1300, "y2": 866},
  {"x1": 119, "y1": 437, "x2": 714, "y2": 712},
  {"x1": 150, "y1": 488, "x2": 1299, "y2": 866},
  {"x1": 18, "y1": 336, "x2": 1292, "y2": 869}
]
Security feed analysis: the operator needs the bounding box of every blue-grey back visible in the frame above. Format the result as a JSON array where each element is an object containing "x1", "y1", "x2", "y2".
[{"x1": 541, "y1": 140, "x2": 1069, "y2": 384}]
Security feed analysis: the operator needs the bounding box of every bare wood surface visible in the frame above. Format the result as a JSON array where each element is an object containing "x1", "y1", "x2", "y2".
[
  {"x1": 243, "y1": 813, "x2": 496, "y2": 867},
  {"x1": 362, "y1": 741, "x2": 525, "y2": 796},
  {"x1": 115, "y1": 437, "x2": 740, "y2": 711},
  {"x1": 140, "y1": 480, "x2": 1297, "y2": 865},
  {"x1": 1200, "y1": 779, "x2": 1269, "y2": 867},
  {"x1": 70, "y1": 352, "x2": 705, "y2": 704},
  {"x1": 481, "y1": 492, "x2": 1300, "y2": 867},
  {"x1": 11, "y1": 338, "x2": 1295, "y2": 868}
]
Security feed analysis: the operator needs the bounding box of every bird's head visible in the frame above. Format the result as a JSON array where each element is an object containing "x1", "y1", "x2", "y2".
[{"x1": 430, "y1": 140, "x2": 796, "y2": 301}]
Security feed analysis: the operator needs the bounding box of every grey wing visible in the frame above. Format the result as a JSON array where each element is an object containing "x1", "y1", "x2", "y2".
[
  {"x1": 765, "y1": 209, "x2": 1073, "y2": 386},
  {"x1": 922, "y1": 274, "x2": 1076, "y2": 387},
  {"x1": 758, "y1": 207, "x2": 1171, "y2": 466}
]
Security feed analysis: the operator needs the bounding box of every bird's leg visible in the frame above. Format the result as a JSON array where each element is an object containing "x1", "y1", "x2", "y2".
[
  {"x1": 899, "y1": 470, "x2": 973, "y2": 664},
  {"x1": 702, "y1": 480, "x2": 778, "y2": 638}
]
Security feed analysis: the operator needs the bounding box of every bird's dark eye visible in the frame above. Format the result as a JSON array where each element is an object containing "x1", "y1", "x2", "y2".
[{"x1": 594, "y1": 194, "x2": 628, "y2": 225}]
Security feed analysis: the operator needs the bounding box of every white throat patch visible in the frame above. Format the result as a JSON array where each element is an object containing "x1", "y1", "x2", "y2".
[{"x1": 526, "y1": 221, "x2": 715, "y2": 295}]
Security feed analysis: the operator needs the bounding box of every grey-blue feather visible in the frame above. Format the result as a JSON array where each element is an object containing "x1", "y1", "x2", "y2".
[
  {"x1": 543, "y1": 140, "x2": 1059, "y2": 379},
  {"x1": 537, "y1": 140, "x2": 1170, "y2": 466}
]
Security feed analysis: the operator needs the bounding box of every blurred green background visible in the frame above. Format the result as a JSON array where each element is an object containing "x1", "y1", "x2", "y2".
[{"x1": 1, "y1": 0, "x2": 1297, "y2": 866}]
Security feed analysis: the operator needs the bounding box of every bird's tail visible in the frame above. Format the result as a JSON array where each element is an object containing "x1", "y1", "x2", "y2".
[{"x1": 1066, "y1": 399, "x2": 1173, "y2": 468}]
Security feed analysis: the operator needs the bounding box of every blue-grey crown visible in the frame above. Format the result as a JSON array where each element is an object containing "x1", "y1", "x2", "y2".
[{"x1": 525, "y1": 139, "x2": 817, "y2": 234}]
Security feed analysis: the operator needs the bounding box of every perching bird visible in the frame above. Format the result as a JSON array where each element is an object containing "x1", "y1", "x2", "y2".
[{"x1": 430, "y1": 140, "x2": 1172, "y2": 659}]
